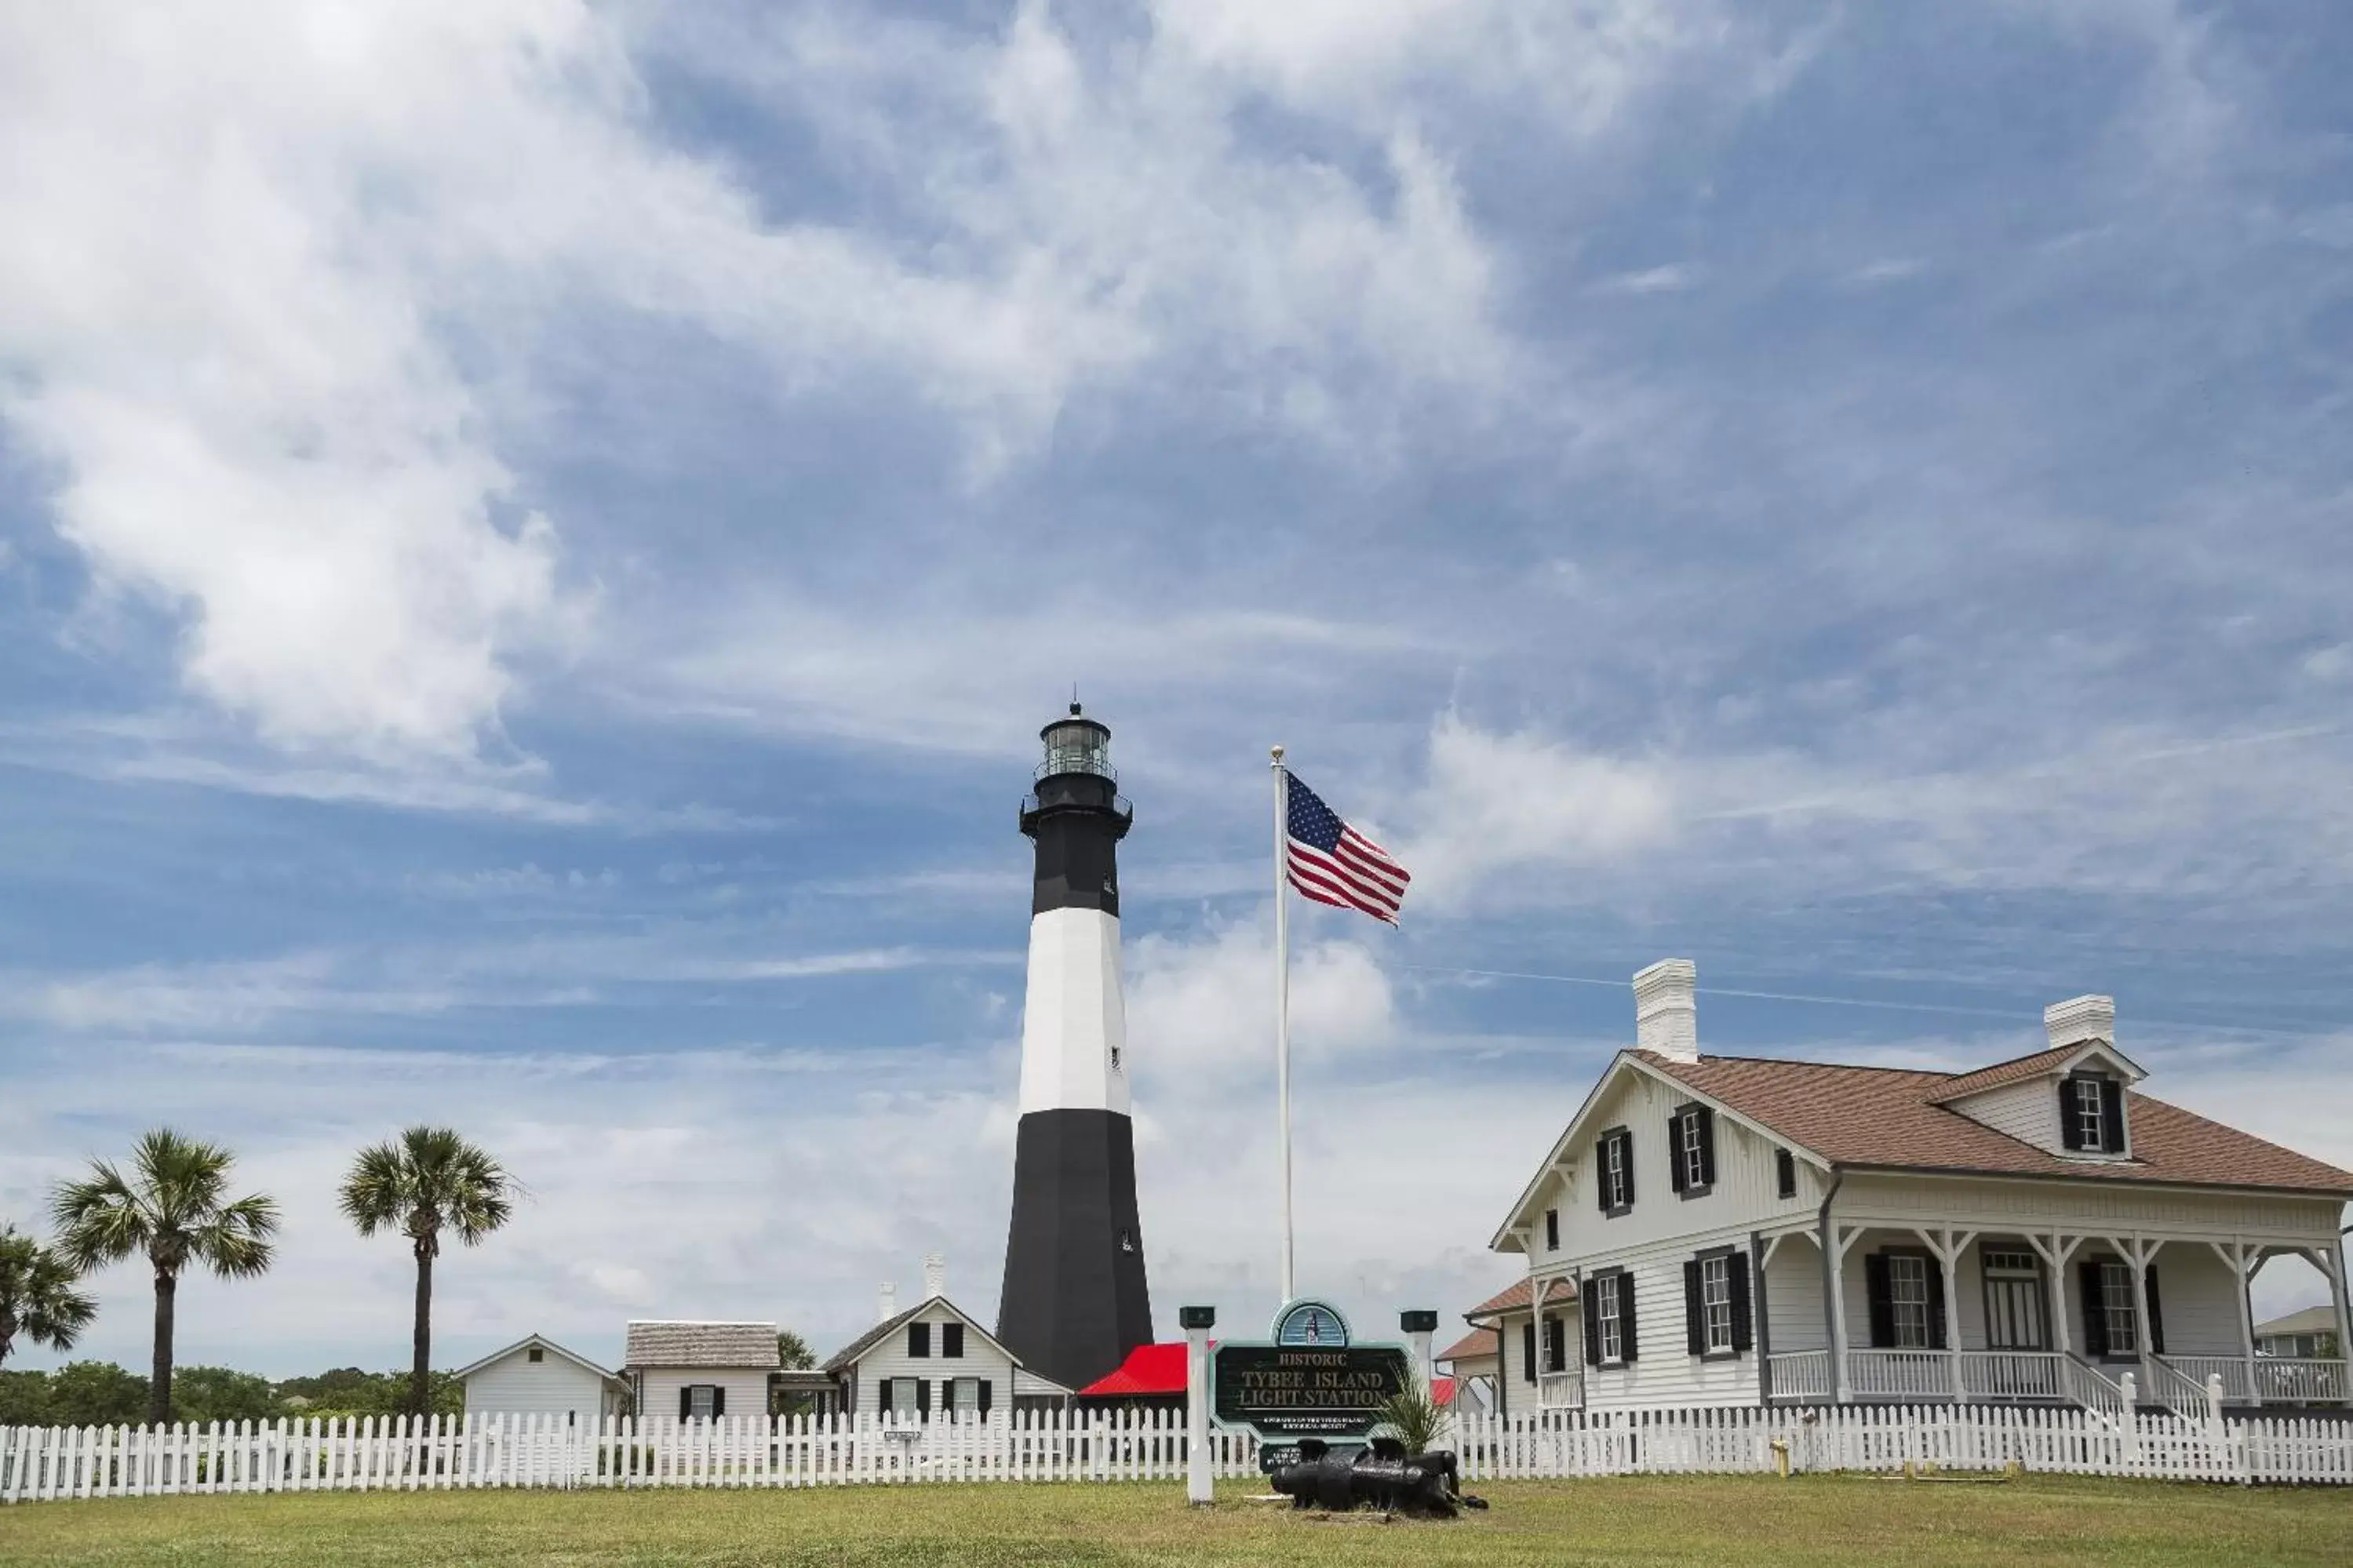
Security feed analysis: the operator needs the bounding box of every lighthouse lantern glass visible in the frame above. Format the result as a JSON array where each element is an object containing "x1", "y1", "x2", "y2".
[{"x1": 1041, "y1": 720, "x2": 1113, "y2": 780}]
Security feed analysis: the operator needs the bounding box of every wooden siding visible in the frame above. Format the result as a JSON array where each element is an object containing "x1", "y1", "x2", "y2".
[
  {"x1": 634, "y1": 1369, "x2": 770, "y2": 1422},
  {"x1": 1577, "y1": 1234, "x2": 1765, "y2": 1411},
  {"x1": 1947, "y1": 1078, "x2": 2062, "y2": 1151},
  {"x1": 462, "y1": 1352, "x2": 613, "y2": 1424},
  {"x1": 1838, "y1": 1172, "x2": 2340, "y2": 1238},
  {"x1": 1765, "y1": 1236, "x2": 1827, "y2": 1352},
  {"x1": 847, "y1": 1308, "x2": 1021, "y2": 1417}
]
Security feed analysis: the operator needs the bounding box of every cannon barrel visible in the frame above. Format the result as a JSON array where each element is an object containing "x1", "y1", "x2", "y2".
[{"x1": 1269, "y1": 1439, "x2": 1484, "y2": 1518}]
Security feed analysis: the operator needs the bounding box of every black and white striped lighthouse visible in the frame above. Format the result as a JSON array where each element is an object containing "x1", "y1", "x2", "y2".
[{"x1": 995, "y1": 704, "x2": 1153, "y2": 1394}]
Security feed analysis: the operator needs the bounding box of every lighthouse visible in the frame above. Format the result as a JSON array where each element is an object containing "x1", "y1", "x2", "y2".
[{"x1": 995, "y1": 704, "x2": 1154, "y2": 1394}]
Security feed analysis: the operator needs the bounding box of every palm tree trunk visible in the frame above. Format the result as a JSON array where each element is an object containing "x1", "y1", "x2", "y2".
[
  {"x1": 151, "y1": 1268, "x2": 176, "y2": 1426},
  {"x1": 411, "y1": 1239, "x2": 434, "y2": 1416}
]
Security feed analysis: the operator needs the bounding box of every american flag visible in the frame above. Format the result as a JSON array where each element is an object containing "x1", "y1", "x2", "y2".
[{"x1": 1284, "y1": 773, "x2": 1411, "y2": 925}]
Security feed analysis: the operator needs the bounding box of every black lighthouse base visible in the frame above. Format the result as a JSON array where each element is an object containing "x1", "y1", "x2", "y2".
[{"x1": 996, "y1": 1108, "x2": 1153, "y2": 1395}]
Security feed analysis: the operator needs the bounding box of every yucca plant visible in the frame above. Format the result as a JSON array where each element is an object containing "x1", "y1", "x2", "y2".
[
  {"x1": 1372, "y1": 1380, "x2": 1450, "y2": 1456},
  {"x1": 52, "y1": 1129, "x2": 279, "y2": 1424}
]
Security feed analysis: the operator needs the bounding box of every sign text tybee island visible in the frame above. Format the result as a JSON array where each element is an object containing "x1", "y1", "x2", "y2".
[{"x1": 1211, "y1": 1301, "x2": 1410, "y2": 1446}]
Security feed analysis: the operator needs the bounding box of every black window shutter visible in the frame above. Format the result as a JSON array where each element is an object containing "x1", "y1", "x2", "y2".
[
  {"x1": 915, "y1": 1379, "x2": 930, "y2": 1418},
  {"x1": 1729, "y1": 1253, "x2": 1754, "y2": 1354},
  {"x1": 977, "y1": 1380, "x2": 993, "y2": 1417},
  {"x1": 1666, "y1": 1113, "x2": 1686, "y2": 1193},
  {"x1": 1776, "y1": 1148, "x2": 1797, "y2": 1199},
  {"x1": 2145, "y1": 1265, "x2": 2165, "y2": 1355},
  {"x1": 908, "y1": 1322, "x2": 930, "y2": 1358},
  {"x1": 1697, "y1": 1108, "x2": 1717, "y2": 1187},
  {"x1": 1583, "y1": 1286, "x2": 1601, "y2": 1366},
  {"x1": 1594, "y1": 1139, "x2": 1611, "y2": 1212},
  {"x1": 1620, "y1": 1133, "x2": 1635, "y2": 1207},
  {"x1": 1683, "y1": 1259, "x2": 1706, "y2": 1355},
  {"x1": 2078, "y1": 1261, "x2": 2108, "y2": 1356},
  {"x1": 712, "y1": 1385, "x2": 725, "y2": 1418},
  {"x1": 2059, "y1": 1081, "x2": 2085, "y2": 1151},
  {"x1": 1521, "y1": 1319, "x2": 1536, "y2": 1382},
  {"x1": 876, "y1": 1377, "x2": 892, "y2": 1414},
  {"x1": 679, "y1": 1385, "x2": 693, "y2": 1420},
  {"x1": 1864, "y1": 1254, "x2": 1894, "y2": 1348},
  {"x1": 2100, "y1": 1079, "x2": 2126, "y2": 1153},
  {"x1": 1619, "y1": 1272, "x2": 1639, "y2": 1362},
  {"x1": 943, "y1": 1322, "x2": 964, "y2": 1359},
  {"x1": 1545, "y1": 1210, "x2": 1559, "y2": 1250},
  {"x1": 1924, "y1": 1255, "x2": 1947, "y2": 1350}
]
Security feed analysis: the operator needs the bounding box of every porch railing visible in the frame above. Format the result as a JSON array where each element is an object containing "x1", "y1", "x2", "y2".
[
  {"x1": 1766, "y1": 1349, "x2": 1832, "y2": 1401},
  {"x1": 1956, "y1": 1351, "x2": 2063, "y2": 1402},
  {"x1": 2256, "y1": 1358, "x2": 2348, "y2": 1403},
  {"x1": 1845, "y1": 1350, "x2": 1948, "y2": 1399},
  {"x1": 2060, "y1": 1355, "x2": 2129, "y2": 1423},
  {"x1": 2137, "y1": 1354, "x2": 2213, "y2": 1422},
  {"x1": 1535, "y1": 1370, "x2": 1583, "y2": 1408}
]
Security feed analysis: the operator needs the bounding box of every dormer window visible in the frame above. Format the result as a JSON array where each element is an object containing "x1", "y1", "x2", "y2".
[{"x1": 2059, "y1": 1072, "x2": 2126, "y2": 1155}]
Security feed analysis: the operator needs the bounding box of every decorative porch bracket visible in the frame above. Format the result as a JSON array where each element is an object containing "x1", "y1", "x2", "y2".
[
  {"x1": 1907, "y1": 1227, "x2": 1979, "y2": 1399},
  {"x1": 2023, "y1": 1231, "x2": 2086, "y2": 1362}
]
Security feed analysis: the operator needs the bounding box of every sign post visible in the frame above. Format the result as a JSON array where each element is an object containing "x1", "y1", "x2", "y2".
[
  {"x1": 1181, "y1": 1304, "x2": 1216, "y2": 1505},
  {"x1": 1211, "y1": 1299, "x2": 1413, "y2": 1472}
]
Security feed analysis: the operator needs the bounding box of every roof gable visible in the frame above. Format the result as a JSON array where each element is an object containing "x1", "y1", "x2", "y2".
[
  {"x1": 455, "y1": 1333, "x2": 620, "y2": 1384},
  {"x1": 1929, "y1": 1040, "x2": 2144, "y2": 1104},
  {"x1": 821, "y1": 1296, "x2": 1022, "y2": 1373}
]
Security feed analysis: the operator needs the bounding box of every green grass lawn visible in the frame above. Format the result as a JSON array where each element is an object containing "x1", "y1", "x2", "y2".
[{"x1": 0, "y1": 1475, "x2": 2345, "y2": 1566}]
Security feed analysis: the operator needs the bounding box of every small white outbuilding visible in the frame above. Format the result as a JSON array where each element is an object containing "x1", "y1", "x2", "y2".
[{"x1": 455, "y1": 1333, "x2": 625, "y2": 1427}]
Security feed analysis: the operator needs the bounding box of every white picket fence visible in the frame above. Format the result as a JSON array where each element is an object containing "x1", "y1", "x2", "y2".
[{"x1": 4, "y1": 1403, "x2": 2350, "y2": 1504}]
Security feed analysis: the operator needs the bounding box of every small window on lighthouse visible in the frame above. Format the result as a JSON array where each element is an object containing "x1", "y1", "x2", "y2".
[
  {"x1": 1119, "y1": 1230, "x2": 1136, "y2": 1253},
  {"x1": 1109, "y1": 1045, "x2": 1122, "y2": 1071}
]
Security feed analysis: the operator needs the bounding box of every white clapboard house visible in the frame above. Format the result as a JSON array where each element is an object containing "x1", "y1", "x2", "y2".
[
  {"x1": 624, "y1": 1321, "x2": 780, "y2": 1422},
  {"x1": 1477, "y1": 959, "x2": 2353, "y2": 1418},
  {"x1": 821, "y1": 1258, "x2": 1073, "y2": 1420},
  {"x1": 455, "y1": 1333, "x2": 625, "y2": 1426}
]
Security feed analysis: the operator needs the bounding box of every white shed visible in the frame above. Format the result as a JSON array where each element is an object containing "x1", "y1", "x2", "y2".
[
  {"x1": 456, "y1": 1333, "x2": 624, "y2": 1426},
  {"x1": 625, "y1": 1320, "x2": 780, "y2": 1422}
]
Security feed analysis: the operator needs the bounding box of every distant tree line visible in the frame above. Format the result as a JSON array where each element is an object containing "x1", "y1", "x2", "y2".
[{"x1": 0, "y1": 1362, "x2": 465, "y2": 1428}]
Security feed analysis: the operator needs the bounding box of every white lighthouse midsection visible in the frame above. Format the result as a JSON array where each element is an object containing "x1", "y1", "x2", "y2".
[{"x1": 1016, "y1": 906, "x2": 1129, "y2": 1116}]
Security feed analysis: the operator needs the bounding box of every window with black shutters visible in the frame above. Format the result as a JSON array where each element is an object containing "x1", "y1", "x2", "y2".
[
  {"x1": 2060, "y1": 1073, "x2": 2129, "y2": 1154},
  {"x1": 1597, "y1": 1127, "x2": 1634, "y2": 1216},
  {"x1": 1596, "y1": 1275, "x2": 1624, "y2": 1364},
  {"x1": 1776, "y1": 1148, "x2": 1797, "y2": 1199},
  {"x1": 942, "y1": 1322, "x2": 965, "y2": 1359},
  {"x1": 1545, "y1": 1208, "x2": 1560, "y2": 1251},
  {"x1": 1543, "y1": 1315, "x2": 1566, "y2": 1373},
  {"x1": 908, "y1": 1322, "x2": 931, "y2": 1358},
  {"x1": 1666, "y1": 1104, "x2": 1715, "y2": 1198}
]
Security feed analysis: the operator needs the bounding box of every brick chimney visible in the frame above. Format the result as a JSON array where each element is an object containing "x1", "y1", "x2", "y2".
[
  {"x1": 923, "y1": 1253, "x2": 947, "y2": 1301},
  {"x1": 1634, "y1": 959, "x2": 1699, "y2": 1063},
  {"x1": 877, "y1": 1281, "x2": 898, "y2": 1324},
  {"x1": 2045, "y1": 995, "x2": 2114, "y2": 1050}
]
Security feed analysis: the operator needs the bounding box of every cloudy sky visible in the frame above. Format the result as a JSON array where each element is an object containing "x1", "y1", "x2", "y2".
[{"x1": 3, "y1": 1, "x2": 2350, "y2": 1378}]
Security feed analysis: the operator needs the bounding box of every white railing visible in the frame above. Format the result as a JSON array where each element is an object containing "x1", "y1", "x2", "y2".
[
  {"x1": 2060, "y1": 1355, "x2": 2129, "y2": 1423},
  {"x1": 1957, "y1": 1351, "x2": 2063, "y2": 1402},
  {"x1": 2167, "y1": 1356, "x2": 2253, "y2": 1402},
  {"x1": 2256, "y1": 1357, "x2": 2349, "y2": 1403},
  {"x1": 2136, "y1": 1355, "x2": 2213, "y2": 1423},
  {"x1": 1536, "y1": 1370, "x2": 1584, "y2": 1409},
  {"x1": 1845, "y1": 1349, "x2": 1951, "y2": 1399},
  {"x1": 1767, "y1": 1349, "x2": 1832, "y2": 1400},
  {"x1": 9, "y1": 1402, "x2": 2353, "y2": 1501}
]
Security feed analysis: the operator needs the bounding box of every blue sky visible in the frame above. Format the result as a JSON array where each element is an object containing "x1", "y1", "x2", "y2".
[{"x1": 2, "y1": 1, "x2": 2349, "y2": 1377}]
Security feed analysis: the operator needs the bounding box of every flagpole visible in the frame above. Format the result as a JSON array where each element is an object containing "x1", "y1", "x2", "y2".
[{"x1": 1271, "y1": 744, "x2": 1294, "y2": 1305}]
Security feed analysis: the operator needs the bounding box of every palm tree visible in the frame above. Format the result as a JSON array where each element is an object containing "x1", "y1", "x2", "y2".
[
  {"x1": 0, "y1": 1224, "x2": 99, "y2": 1369},
  {"x1": 339, "y1": 1127, "x2": 514, "y2": 1415},
  {"x1": 52, "y1": 1130, "x2": 279, "y2": 1424}
]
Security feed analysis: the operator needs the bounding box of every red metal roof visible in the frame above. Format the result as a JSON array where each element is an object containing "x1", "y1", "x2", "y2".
[
  {"x1": 1076, "y1": 1341, "x2": 1190, "y2": 1398},
  {"x1": 1432, "y1": 1376, "x2": 1459, "y2": 1408}
]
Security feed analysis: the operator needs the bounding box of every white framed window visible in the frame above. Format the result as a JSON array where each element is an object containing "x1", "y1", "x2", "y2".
[
  {"x1": 687, "y1": 1384, "x2": 718, "y2": 1421},
  {"x1": 890, "y1": 1379, "x2": 923, "y2": 1417},
  {"x1": 2074, "y1": 1078, "x2": 2106, "y2": 1151},
  {"x1": 949, "y1": 1377, "x2": 982, "y2": 1413},
  {"x1": 1701, "y1": 1255, "x2": 1734, "y2": 1354},
  {"x1": 1888, "y1": 1255, "x2": 1932, "y2": 1348},
  {"x1": 1603, "y1": 1133, "x2": 1630, "y2": 1210},
  {"x1": 1681, "y1": 1111, "x2": 1707, "y2": 1191},
  {"x1": 1597, "y1": 1275, "x2": 1625, "y2": 1364},
  {"x1": 2100, "y1": 1261, "x2": 2139, "y2": 1353},
  {"x1": 1982, "y1": 1248, "x2": 2045, "y2": 1351}
]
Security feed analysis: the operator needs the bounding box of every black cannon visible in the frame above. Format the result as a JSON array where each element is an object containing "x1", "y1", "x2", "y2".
[{"x1": 1269, "y1": 1438, "x2": 1488, "y2": 1519}]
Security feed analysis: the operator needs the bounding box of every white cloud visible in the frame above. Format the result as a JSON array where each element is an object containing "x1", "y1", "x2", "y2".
[
  {"x1": 1596, "y1": 263, "x2": 1700, "y2": 295},
  {"x1": 1127, "y1": 917, "x2": 1397, "y2": 1079}
]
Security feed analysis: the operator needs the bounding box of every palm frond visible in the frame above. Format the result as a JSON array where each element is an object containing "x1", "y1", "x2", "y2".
[{"x1": 50, "y1": 1159, "x2": 151, "y2": 1271}]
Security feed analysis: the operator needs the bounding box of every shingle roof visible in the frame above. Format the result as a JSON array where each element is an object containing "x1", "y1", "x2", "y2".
[
  {"x1": 1464, "y1": 1277, "x2": 1573, "y2": 1320},
  {"x1": 623, "y1": 1321, "x2": 781, "y2": 1370},
  {"x1": 1437, "y1": 1326, "x2": 1498, "y2": 1365},
  {"x1": 1923, "y1": 1043, "x2": 2085, "y2": 1102},
  {"x1": 1639, "y1": 1053, "x2": 2353, "y2": 1195},
  {"x1": 2254, "y1": 1305, "x2": 2340, "y2": 1338}
]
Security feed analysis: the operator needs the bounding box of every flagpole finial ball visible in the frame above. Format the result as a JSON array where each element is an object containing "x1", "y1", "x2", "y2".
[{"x1": 1270, "y1": 744, "x2": 1285, "y2": 764}]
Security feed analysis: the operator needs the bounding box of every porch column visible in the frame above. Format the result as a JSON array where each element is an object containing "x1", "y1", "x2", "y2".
[
  {"x1": 2119, "y1": 1235, "x2": 2158, "y2": 1395},
  {"x1": 2215, "y1": 1239, "x2": 2259, "y2": 1408},
  {"x1": 1826, "y1": 1224, "x2": 1856, "y2": 1404},
  {"x1": 2034, "y1": 1231, "x2": 2075, "y2": 1359},
  {"x1": 2329, "y1": 1242, "x2": 2353, "y2": 1396}
]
